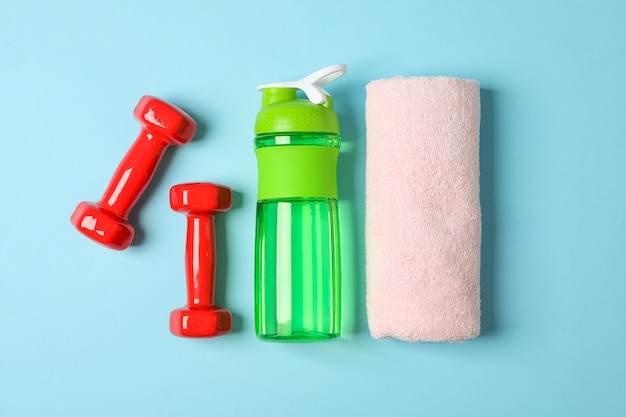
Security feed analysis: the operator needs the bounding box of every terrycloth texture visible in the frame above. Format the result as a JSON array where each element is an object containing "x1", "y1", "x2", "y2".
[{"x1": 365, "y1": 76, "x2": 481, "y2": 342}]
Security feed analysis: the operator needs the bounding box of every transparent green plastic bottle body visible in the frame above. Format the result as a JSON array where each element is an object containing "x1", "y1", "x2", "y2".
[{"x1": 254, "y1": 133, "x2": 341, "y2": 342}]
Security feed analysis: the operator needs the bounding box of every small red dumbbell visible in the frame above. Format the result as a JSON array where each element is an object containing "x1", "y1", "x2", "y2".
[
  {"x1": 169, "y1": 182, "x2": 233, "y2": 338},
  {"x1": 70, "y1": 96, "x2": 197, "y2": 250}
]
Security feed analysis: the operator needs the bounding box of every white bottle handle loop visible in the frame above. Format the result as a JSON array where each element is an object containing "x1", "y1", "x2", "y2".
[
  {"x1": 257, "y1": 64, "x2": 347, "y2": 105},
  {"x1": 299, "y1": 64, "x2": 347, "y2": 87}
]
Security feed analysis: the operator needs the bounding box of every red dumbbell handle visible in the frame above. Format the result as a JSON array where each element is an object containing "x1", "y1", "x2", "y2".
[
  {"x1": 184, "y1": 213, "x2": 216, "y2": 308},
  {"x1": 98, "y1": 129, "x2": 168, "y2": 218}
]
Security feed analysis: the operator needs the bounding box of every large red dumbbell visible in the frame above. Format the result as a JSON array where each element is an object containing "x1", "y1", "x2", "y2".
[
  {"x1": 71, "y1": 96, "x2": 197, "y2": 250},
  {"x1": 169, "y1": 182, "x2": 233, "y2": 338}
]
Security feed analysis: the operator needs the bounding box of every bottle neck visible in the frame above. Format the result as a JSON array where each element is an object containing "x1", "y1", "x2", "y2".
[{"x1": 254, "y1": 133, "x2": 341, "y2": 150}]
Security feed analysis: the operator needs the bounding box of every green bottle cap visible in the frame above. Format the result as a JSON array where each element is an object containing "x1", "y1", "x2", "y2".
[{"x1": 254, "y1": 64, "x2": 347, "y2": 135}]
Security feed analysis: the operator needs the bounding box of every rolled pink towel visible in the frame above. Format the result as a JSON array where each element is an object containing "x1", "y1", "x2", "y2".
[{"x1": 365, "y1": 76, "x2": 481, "y2": 342}]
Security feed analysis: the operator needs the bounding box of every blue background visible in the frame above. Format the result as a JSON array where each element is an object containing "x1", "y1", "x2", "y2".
[{"x1": 1, "y1": 0, "x2": 625, "y2": 416}]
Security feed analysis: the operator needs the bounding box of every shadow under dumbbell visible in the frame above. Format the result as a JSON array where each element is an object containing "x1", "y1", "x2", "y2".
[
  {"x1": 127, "y1": 148, "x2": 175, "y2": 247},
  {"x1": 215, "y1": 189, "x2": 244, "y2": 334},
  {"x1": 129, "y1": 114, "x2": 209, "y2": 247}
]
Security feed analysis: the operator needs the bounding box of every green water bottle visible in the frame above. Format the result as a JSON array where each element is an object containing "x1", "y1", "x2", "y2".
[{"x1": 254, "y1": 64, "x2": 346, "y2": 342}]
